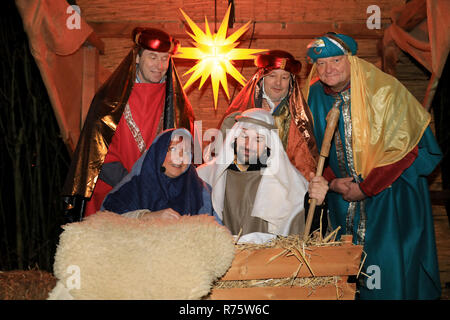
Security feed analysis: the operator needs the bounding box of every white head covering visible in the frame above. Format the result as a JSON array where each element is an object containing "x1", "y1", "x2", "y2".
[{"x1": 197, "y1": 108, "x2": 309, "y2": 236}]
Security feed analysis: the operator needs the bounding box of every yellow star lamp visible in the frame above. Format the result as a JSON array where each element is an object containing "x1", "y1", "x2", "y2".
[{"x1": 176, "y1": 5, "x2": 266, "y2": 109}]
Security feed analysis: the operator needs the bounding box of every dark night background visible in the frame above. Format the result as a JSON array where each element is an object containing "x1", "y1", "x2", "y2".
[
  {"x1": 0, "y1": 0, "x2": 448, "y2": 274},
  {"x1": 0, "y1": 1, "x2": 70, "y2": 271}
]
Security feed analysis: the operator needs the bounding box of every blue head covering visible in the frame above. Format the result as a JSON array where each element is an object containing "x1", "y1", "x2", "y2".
[
  {"x1": 102, "y1": 128, "x2": 206, "y2": 215},
  {"x1": 306, "y1": 33, "x2": 358, "y2": 63}
]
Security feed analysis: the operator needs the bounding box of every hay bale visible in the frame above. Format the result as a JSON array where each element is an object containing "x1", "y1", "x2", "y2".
[
  {"x1": 49, "y1": 211, "x2": 235, "y2": 299},
  {"x1": 0, "y1": 270, "x2": 56, "y2": 300}
]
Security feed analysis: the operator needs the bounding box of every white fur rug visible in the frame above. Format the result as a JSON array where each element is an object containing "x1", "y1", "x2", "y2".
[{"x1": 48, "y1": 211, "x2": 235, "y2": 300}]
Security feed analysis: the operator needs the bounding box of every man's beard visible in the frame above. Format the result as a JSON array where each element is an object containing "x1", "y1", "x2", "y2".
[{"x1": 234, "y1": 142, "x2": 270, "y2": 166}]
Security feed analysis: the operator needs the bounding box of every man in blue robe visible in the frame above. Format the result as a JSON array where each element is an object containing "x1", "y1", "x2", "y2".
[{"x1": 304, "y1": 32, "x2": 442, "y2": 299}]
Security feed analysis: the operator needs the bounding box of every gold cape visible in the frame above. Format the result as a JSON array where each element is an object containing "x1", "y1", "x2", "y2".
[{"x1": 304, "y1": 54, "x2": 430, "y2": 178}]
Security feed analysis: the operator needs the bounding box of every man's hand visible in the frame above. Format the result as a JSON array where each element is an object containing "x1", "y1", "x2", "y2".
[
  {"x1": 329, "y1": 177, "x2": 353, "y2": 195},
  {"x1": 342, "y1": 182, "x2": 366, "y2": 202},
  {"x1": 308, "y1": 173, "x2": 329, "y2": 206},
  {"x1": 142, "y1": 208, "x2": 181, "y2": 221}
]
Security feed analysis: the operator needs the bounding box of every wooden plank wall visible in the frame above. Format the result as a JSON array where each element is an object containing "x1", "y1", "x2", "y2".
[{"x1": 77, "y1": 0, "x2": 405, "y2": 131}]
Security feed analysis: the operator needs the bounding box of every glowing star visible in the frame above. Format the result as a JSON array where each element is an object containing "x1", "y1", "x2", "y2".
[{"x1": 176, "y1": 5, "x2": 266, "y2": 109}]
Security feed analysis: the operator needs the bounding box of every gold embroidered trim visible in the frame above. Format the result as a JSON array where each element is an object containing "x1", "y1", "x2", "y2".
[{"x1": 124, "y1": 103, "x2": 146, "y2": 154}]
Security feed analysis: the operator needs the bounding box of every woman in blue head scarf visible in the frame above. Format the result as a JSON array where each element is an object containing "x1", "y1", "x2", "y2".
[{"x1": 101, "y1": 128, "x2": 216, "y2": 221}]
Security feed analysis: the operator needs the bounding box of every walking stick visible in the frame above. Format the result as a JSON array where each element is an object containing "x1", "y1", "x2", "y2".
[{"x1": 303, "y1": 107, "x2": 340, "y2": 241}]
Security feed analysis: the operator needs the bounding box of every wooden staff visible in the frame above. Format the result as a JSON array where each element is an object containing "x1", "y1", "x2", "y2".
[{"x1": 303, "y1": 107, "x2": 340, "y2": 241}]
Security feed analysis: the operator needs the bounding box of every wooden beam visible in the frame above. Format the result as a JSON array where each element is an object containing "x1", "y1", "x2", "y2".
[
  {"x1": 88, "y1": 21, "x2": 388, "y2": 40},
  {"x1": 86, "y1": 32, "x2": 105, "y2": 54},
  {"x1": 211, "y1": 277, "x2": 356, "y2": 300}
]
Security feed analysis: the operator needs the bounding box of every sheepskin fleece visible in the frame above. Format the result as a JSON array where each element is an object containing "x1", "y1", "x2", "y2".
[{"x1": 49, "y1": 211, "x2": 235, "y2": 299}]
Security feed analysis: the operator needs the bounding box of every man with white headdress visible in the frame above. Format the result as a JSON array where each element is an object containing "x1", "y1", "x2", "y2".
[
  {"x1": 218, "y1": 50, "x2": 319, "y2": 181},
  {"x1": 197, "y1": 108, "x2": 329, "y2": 241}
]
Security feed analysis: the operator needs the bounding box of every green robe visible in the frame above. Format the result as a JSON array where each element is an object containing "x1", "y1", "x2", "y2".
[{"x1": 308, "y1": 81, "x2": 442, "y2": 300}]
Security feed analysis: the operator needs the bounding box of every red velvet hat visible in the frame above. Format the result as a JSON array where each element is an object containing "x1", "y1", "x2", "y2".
[
  {"x1": 132, "y1": 27, "x2": 180, "y2": 55},
  {"x1": 255, "y1": 50, "x2": 302, "y2": 75}
]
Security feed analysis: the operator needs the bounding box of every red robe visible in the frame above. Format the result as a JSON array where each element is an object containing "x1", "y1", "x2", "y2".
[{"x1": 85, "y1": 82, "x2": 166, "y2": 216}]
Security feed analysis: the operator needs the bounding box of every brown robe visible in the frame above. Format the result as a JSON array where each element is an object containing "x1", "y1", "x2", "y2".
[{"x1": 222, "y1": 169, "x2": 305, "y2": 236}]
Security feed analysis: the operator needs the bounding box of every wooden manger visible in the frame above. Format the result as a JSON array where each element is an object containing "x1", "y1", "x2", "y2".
[{"x1": 210, "y1": 234, "x2": 363, "y2": 300}]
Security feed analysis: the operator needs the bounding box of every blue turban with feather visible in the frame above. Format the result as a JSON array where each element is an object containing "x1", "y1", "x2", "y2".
[{"x1": 306, "y1": 33, "x2": 358, "y2": 63}]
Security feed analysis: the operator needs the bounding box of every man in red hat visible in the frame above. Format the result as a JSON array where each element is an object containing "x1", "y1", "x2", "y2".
[
  {"x1": 62, "y1": 28, "x2": 195, "y2": 219},
  {"x1": 220, "y1": 50, "x2": 318, "y2": 180}
]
